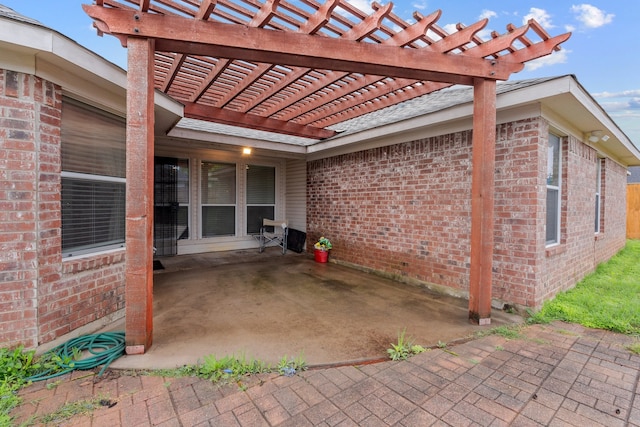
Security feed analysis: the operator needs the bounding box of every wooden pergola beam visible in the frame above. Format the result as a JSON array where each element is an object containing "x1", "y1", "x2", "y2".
[
  {"x1": 83, "y1": 5, "x2": 524, "y2": 85},
  {"x1": 183, "y1": 102, "x2": 337, "y2": 139},
  {"x1": 469, "y1": 78, "x2": 496, "y2": 325},
  {"x1": 124, "y1": 37, "x2": 155, "y2": 354}
]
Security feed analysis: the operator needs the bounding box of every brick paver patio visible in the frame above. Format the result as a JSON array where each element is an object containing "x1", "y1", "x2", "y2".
[{"x1": 11, "y1": 322, "x2": 640, "y2": 426}]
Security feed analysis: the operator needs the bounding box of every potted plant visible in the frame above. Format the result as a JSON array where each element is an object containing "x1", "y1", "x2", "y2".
[{"x1": 313, "y1": 236, "x2": 332, "y2": 263}]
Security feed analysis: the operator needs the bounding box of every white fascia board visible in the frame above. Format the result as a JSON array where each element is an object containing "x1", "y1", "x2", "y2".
[
  {"x1": 168, "y1": 127, "x2": 307, "y2": 155},
  {"x1": 0, "y1": 17, "x2": 182, "y2": 122},
  {"x1": 0, "y1": 43, "x2": 35, "y2": 74},
  {"x1": 568, "y1": 79, "x2": 640, "y2": 161},
  {"x1": 0, "y1": 18, "x2": 54, "y2": 54},
  {"x1": 497, "y1": 76, "x2": 572, "y2": 108},
  {"x1": 307, "y1": 83, "x2": 552, "y2": 159},
  {"x1": 308, "y1": 102, "x2": 474, "y2": 157}
]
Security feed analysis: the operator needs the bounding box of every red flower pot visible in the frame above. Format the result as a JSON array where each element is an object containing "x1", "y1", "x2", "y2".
[{"x1": 314, "y1": 249, "x2": 329, "y2": 263}]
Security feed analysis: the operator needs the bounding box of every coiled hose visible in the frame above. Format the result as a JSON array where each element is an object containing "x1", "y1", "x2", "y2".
[{"x1": 27, "y1": 332, "x2": 126, "y2": 382}]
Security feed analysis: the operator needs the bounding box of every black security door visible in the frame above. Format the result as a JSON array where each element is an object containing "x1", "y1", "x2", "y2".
[{"x1": 154, "y1": 157, "x2": 178, "y2": 256}]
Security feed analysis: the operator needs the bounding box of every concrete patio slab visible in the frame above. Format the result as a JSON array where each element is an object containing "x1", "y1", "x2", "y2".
[{"x1": 104, "y1": 249, "x2": 520, "y2": 370}]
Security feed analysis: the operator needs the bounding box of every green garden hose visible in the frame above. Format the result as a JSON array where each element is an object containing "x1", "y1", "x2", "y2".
[{"x1": 27, "y1": 332, "x2": 126, "y2": 382}]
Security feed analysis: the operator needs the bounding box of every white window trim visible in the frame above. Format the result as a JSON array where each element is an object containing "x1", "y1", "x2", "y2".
[
  {"x1": 595, "y1": 158, "x2": 602, "y2": 234},
  {"x1": 546, "y1": 134, "x2": 562, "y2": 247}
]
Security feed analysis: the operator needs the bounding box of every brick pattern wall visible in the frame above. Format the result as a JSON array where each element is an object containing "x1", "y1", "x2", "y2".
[
  {"x1": 492, "y1": 118, "x2": 545, "y2": 307},
  {"x1": 595, "y1": 159, "x2": 627, "y2": 260},
  {"x1": 538, "y1": 137, "x2": 627, "y2": 306},
  {"x1": 308, "y1": 117, "x2": 629, "y2": 309},
  {"x1": 37, "y1": 251, "x2": 126, "y2": 344},
  {"x1": 0, "y1": 69, "x2": 126, "y2": 349},
  {"x1": 0, "y1": 70, "x2": 48, "y2": 348},
  {"x1": 308, "y1": 132, "x2": 474, "y2": 292}
]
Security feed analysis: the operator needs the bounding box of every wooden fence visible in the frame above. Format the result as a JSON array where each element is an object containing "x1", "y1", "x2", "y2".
[{"x1": 628, "y1": 184, "x2": 640, "y2": 239}]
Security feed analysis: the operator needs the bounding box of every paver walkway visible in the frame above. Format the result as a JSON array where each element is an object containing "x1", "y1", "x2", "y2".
[{"x1": 12, "y1": 322, "x2": 640, "y2": 426}]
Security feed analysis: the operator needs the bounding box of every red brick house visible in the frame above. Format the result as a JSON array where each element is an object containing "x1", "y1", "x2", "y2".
[{"x1": 2, "y1": 4, "x2": 639, "y2": 350}]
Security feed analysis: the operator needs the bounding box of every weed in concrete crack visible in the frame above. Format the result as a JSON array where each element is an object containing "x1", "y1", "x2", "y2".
[
  {"x1": 626, "y1": 342, "x2": 640, "y2": 355},
  {"x1": 387, "y1": 329, "x2": 426, "y2": 361},
  {"x1": 278, "y1": 353, "x2": 307, "y2": 377},
  {"x1": 476, "y1": 324, "x2": 523, "y2": 340},
  {"x1": 39, "y1": 396, "x2": 108, "y2": 424},
  {"x1": 198, "y1": 353, "x2": 271, "y2": 383}
]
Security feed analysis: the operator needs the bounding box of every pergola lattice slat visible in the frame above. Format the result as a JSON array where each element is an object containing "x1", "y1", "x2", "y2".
[{"x1": 84, "y1": 1, "x2": 569, "y2": 138}]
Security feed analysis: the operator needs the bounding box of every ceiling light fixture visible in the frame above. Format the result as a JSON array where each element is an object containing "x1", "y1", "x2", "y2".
[
  {"x1": 587, "y1": 130, "x2": 609, "y2": 143},
  {"x1": 242, "y1": 147, "x2": 252, "y2": 155}
]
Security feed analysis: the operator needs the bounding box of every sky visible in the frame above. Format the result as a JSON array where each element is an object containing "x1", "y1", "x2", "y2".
[{"x1": 2, "y1": 1, "x2": 639, "y2": 145}]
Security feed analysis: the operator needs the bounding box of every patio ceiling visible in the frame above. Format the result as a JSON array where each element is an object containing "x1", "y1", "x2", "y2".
[{"x1": 83, "y1": 0, "x2": 570, "y2": 140}]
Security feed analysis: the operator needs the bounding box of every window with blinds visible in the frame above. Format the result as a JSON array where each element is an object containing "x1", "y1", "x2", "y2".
[
  {"x1": 246, "y1": 165, "x2": 275, "y2": 234},
  {"x1": 201, "y1": 162, "x2": 236, "y2": 237},
  {"x1": 61, "y1": 98, "x2": 126, "y2": 256}
]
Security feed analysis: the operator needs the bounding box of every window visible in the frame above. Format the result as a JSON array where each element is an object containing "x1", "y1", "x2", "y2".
[
  {"x1": 546, "y1": 133, "x2": 562, "y2": 245},
  {"x1": 61, "y1": 99, "x2": 126, "y2": 256},
  {"x1": 246, "y1": 165, "x2": 276, "y2": 234},
  {"x1": 595, "y1": 159, "x2": 602, "y2": 233},
  {"x1": 201, "y1": 162, "x2": 236, "y2": 237}
]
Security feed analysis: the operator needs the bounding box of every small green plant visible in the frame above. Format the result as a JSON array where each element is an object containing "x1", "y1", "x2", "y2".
[
  {"x1": 387, "y1": 329, "x2": 426, "y2": 361},
  {"x1": 437, "y1": 340, "x2": 447, "y2": 349},
  {"x1": 197, "y1": 353, "x2": 270, "y2": 383},
  {"x1": 277, "y1": 353, "x2": 307, "y2": 377},
  {"x1": 495, "y1": 345, "x2": 504, "y2": 351},
  {"x1": 0, "y1": 345, "x2": 68, "y2": 425},
  {"x1": 627, "y1": 342, "x2": 640, "y2": 355},
  {"x1": 0, "y1": 346, "x2": 41, "y2": 382},
  {"x1": 0, "y1": 378, "x2": 22, "y2": 426},
  {"x1": 46, "y1": 380, "x2": 62, "y2": 390}
]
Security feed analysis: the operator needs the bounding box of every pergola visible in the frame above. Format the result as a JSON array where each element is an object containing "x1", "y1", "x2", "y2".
[{"x1": 83, "y1": 0, "x2": 570, "y2": 354}]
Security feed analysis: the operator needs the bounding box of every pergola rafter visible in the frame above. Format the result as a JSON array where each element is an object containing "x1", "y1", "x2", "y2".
[
  {"x1": 85, "y1": 1, "x2": 568, "y2": 138},
  {"x1": 82, "y1": 0, "x2": 570, "y2": 354}
]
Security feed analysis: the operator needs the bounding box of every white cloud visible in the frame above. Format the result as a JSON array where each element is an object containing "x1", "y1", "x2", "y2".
[
  {"x1": 479, "y1": 9, "x2": 497, "y2": 20},
  {"x1": 523, "y1": 7, "x2": 554, "y2": 29},
  {"x1": 412, "y1": 1, "x2": 428, "y2": 11},
  {"x1": 570, "y1": 4, "x2": 614, "y2": 29},
  {"x1": 599, "y1": 101, "x2": 640, "y2": 113},
  {"x1": 442, "y1": 23, "x2": 458, "y2": 36},
  {"x1": 565, "y1": 24, "x2": 576, "y2": 32},
  {"x1": 524, "y1": 48, "x2": 570, "y2": 71},
  {"x1": 344, "y1": 0, "x2": 373, "y2": 14},
  {"x1": 594, "y1": 89, "x2": 640, "y2": 99}
]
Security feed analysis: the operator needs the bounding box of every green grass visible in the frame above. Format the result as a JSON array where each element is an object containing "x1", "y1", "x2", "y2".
[
  {"x1": 530, "y1": 240, "x2": 640, "y2": 335},
  {"x1": 38, "y1": 397, "x2": 107, "y2": 424}
]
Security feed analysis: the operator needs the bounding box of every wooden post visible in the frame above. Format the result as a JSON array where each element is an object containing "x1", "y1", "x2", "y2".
[
  {"x1": 125, "y1": 37, "x2": 155, "y2": 354},
  {"x1": 468, "y1": 78, "x2": 496, "y2": 325}
]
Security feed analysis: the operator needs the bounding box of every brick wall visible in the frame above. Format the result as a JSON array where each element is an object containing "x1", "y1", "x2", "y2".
[
  {"x1": 308, "y1": 132, "x2": 474, "y2": 293},
  {"x1": 38, "y1": 251, "x2": 126, "y2": 344},
  {"x1": 0, "y1": 70, "x2": 45, "y2": 348},
  {"x1": 307, "y1": 117, "x2": 629, "y2": 309},
  {"x1": 595, "y1": 159, "x2": 627, "y2": 260},
  {"x1": 0, "y1": 69, "x2": 126, "y2": 349},
  {"x1": 538, "y1": 138, "x2": 627, "y2": 306},
  {"x1": 492, "y1": 118, "x2": 545, "y2": 307}
]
